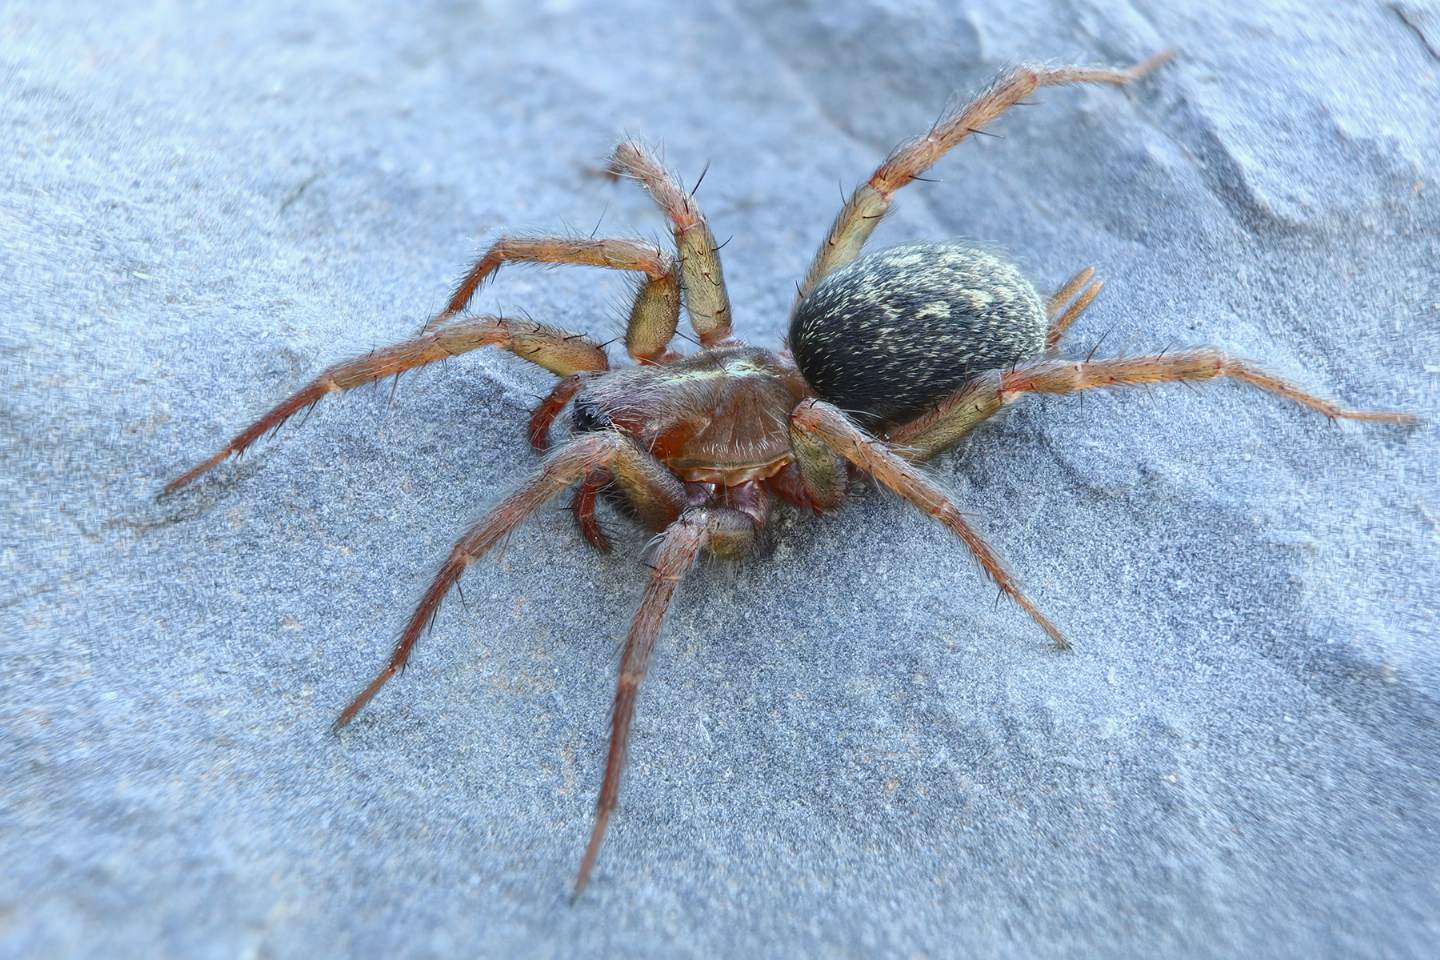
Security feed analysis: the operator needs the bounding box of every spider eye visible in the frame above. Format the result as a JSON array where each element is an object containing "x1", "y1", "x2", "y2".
[{"x1": 572, "y1": 398, "x2": 611, "y2": 434}]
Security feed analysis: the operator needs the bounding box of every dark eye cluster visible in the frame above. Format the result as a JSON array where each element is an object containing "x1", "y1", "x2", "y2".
[{"x1": 571, "y1": 396, "x2": 611, "y2": 434}]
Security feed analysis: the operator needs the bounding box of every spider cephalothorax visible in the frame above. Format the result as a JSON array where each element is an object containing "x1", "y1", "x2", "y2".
[{"x1": 164, "y1": 50, "x2": 1415, "y2": 895}]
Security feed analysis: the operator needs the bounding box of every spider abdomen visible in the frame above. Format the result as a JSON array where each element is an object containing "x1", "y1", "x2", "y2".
[{"x1": 789, "y1": 242, "x2": 1046, "y2": 425}]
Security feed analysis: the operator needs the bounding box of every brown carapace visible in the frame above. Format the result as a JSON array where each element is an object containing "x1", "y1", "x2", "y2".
[{"x1": 163, "y1": 51, "x2": 1416, "y2": 896}]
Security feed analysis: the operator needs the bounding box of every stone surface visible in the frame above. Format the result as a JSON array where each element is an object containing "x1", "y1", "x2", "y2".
[{"x1": 2, "y1": 2, "x2": 1437, "y2": 957}]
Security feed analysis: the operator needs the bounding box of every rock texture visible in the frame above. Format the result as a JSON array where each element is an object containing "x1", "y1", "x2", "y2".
[{"x1": 2, "y1": 2, "x2": 1436, "y2": 957}]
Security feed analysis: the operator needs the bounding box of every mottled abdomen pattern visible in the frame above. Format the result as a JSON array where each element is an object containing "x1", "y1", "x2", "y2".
[{"x1": 790, "y1": 242, "x2": 1046, "y2": 425}]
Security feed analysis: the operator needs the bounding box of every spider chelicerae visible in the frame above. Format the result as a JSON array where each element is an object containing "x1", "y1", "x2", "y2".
[{"x1": 164, "y1": 50, "x2": 1415, "y2": 895}]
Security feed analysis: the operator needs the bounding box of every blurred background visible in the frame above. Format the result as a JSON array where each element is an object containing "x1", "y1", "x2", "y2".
[{"x1": 3, "y1": 2, "x2": 1437, "y2": 957}]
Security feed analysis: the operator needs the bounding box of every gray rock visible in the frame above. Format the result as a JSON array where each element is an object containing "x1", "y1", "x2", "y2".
[{"x1": 2, "y1": 2, "x2": 1436, "y2": 958}]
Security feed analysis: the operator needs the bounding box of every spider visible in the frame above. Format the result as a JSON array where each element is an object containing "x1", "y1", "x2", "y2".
[{"x1": 164, "y1": 50, "x2": 1416, "y2": 896}]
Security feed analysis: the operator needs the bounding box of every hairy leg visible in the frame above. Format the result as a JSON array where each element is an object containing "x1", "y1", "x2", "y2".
[
  {"x1": 791, "y1": 399, "x2": 1068, "y2": 650},
  {"x1": 611, "y1": 141, "x2": 733, "y2": 346},
  {"x1": 529, "y1": 373, "x2": 589, "y2": 450},
  {"x1": 331, "y1": 431, "x2": 685, "y2": 731},
  {"x1": 1045, "y1": 268, "x2": 1104, "y2": 353},
  {"x1": 165, "y1": 317, "x2": 609, "y2": 493},
  {"x1": 882, "y1": 370, "x2": 1006, "y2": 461},
  {"x1": 1046, "y1": 266, "x2": 1094, "y2": 319},
  {"x1": 885, "y1": 349, "x2": 1418, "y2": 463},
  {"x1": 571, "y1": 468, "x2": 613, "y2": 553},
  {"x1": 574, "y1": 506, "x2": 756, "y2": 897},
  {"x1": 568, "y1": 447, "x2": 705, "y2": 555},
  {"x1": 787, "y1": 415, "x2": 851, "y2": 512},
  {"x1": 424, "y1": 235, "x2": 682, "y2": 363},
  {"x1": 794, "y1": 51, "x2": 1172, "y2": 304},
  {"x1": 1001, "y1": 352, "x2": 1420, "y2": 421}
]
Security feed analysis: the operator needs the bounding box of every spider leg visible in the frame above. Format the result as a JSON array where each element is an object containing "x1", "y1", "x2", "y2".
[
  {"x1": 790, "y1": 399, "x2": 1069, "y2": 650},
  {"x1": 610, "y1": 141, "x2": 733, "y2": 346},
  {"x1": 787, "y1": 413, "x2": 851, "y2": 511},
  {"x1": 793, "y1": 51, "x2": 1173, "y2": 304},
  {"x1": 164, "y1": 316, "x2": 608, "y2": 494},
  {"x1": 332, "y1": 431, "x2": 685, "y2": 731},
  {"x1": 574, "y1": 506, "x2": 755, "y2": 898},
  {"x1": 424, "y1": 235, "x2": 682, "y2": 363},
  {"x1": 1045, "y1": 268, "x2": 1104, "y2": 353},
  {"x1": 998, "y1": 352, "x2": 1420, "y2": 423},
  {"x1": 1046, "y1": 266, "x2": 1095, "y2": 320},
  {"x1": 571, "y1": 467, "x2": 613, "y2": 553},
  {"x1": 882, "y1": 370, "x2": 1007, "y2": 461},
  {"x1": 884, "y1": 349, "x2": 1418, "y2": 464},
  {"x1": 529, "y1": 373, "x2": 589, "y2": 450}
]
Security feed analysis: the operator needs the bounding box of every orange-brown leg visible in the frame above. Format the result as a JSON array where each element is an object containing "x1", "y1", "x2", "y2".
[
  {"x1": 164, "y1": 317, "x2": 609, "y2": 494},
  {"x1": 882, "y1": 369, "x2": 1007, "y2": 461},
  {"x1": 331, "y1": 431, "x2": 684, "y2": 731},
  {"x1": 787, "y1": 412, "x2": 851, "y2": 511},
  {"x1": 574, "y1": 507, "x2": 755, "y2": 898},
  {"x1": 569, "y1": 451, "x2": 699, "y2": 555},
  {"x1": 791, "y1": 399, "x2": 1069, "y2": 650},
  {"x1": 610, "y1": 141, "x2": 733, "y2": 346},
  {"x1": 529, "y1": 373, "x2": 589, "y2": 450},
  {"x1": 571, "y1": 468, "x2": 613, "y2": 553},
  {"x1": 424, "y1": 235, "x2": 681, "y2": 363},
  {"x1": 1045, "y1": 268, "x2": 1104, "y2": 353},
  {"x1": 885, "y1": 349, "x2": 1418, "y2": 464},
  {"x1": 1046, "y1": 266, "x2": 1094, "y2": 319},
  {"x1": 999, "y1": 352, "x2": 1420, "y2": 423},
  {"x1": 794, "y1": 51, "x2": 1173, "y2": 305}
]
